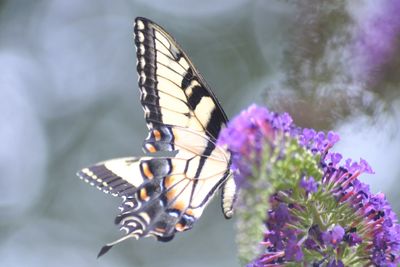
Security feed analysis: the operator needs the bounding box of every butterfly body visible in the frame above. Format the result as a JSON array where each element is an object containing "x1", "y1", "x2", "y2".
[{"x1": 77, "y1": 17, "x2": 236, "y2": 257}]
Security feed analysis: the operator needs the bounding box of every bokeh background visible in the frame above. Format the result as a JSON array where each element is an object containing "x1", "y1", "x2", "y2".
[{"x1": 1, "y1": 1, "x2": 400, "y2": 266}]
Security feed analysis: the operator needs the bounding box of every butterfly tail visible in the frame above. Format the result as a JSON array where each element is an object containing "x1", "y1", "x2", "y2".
[{"x1": 97, "y1": 234, "x2": 138, "y2": 258}]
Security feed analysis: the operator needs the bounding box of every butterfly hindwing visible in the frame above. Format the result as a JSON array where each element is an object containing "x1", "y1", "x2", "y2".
[
  {"x1": 77, "y1": 157, "x2": 141, "y2": 197},
  {"x1": 78, "y1": 154, "x2": 231, "y2": 254}
]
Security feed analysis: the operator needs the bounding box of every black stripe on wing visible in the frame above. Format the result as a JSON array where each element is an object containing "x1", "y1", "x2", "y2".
[
  {"x1": 77, "y1": 156, "x2": 209, "y2": 253},
  {"x1": 134, "y1": 17, "x2": 229, "y2": 155},
  {"x1": 77, "y1": 158, "x2": 139, "y2": 197},
  {"x1": 114, "y1": 157, "x2": 196, "y2": 238},
  {"x1": 93, "y1": 156, "x2": 201, "y2": 256},
  {"x1": 83, "y1": 154, "x2": 230, "y2": 256}
]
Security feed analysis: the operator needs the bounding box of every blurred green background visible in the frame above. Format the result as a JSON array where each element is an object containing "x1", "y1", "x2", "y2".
[{"x1": 1, "y1": 1, "x2": 399, "y2": 266}]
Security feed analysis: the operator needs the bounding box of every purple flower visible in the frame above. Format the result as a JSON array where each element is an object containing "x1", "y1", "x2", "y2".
[
  {"x1": 304, "y1": 238, "x2": 319, "y2": 250},
  {"x1": 275, "y1": 203, "x2": 290, "y2": 224},
  {"x1": 321, "y1": 225, "x2": 345, "y2": 247},
  {"x1": 220, "y1": 105, "x2": 400, "y2": 266},
  {"x1": 285, "y1": 239, "x2": 303, "y2": 261},
  {"x1": 217, "y1": 104, "x2": 296, "y2": 186},
  {"x1": 299, "y1": 176, "x2": 318, "y2": 193},
  {"x1": 331, "y1": 226, "x2": 345, "y2": 243},
  {"x1": 298, "y1": 129, "x2": 340, "y2": 155},
  {"x1": 346, "y1": 232, "x2": 362, "y2": 246},
  {"x1": 329, "y1": 153, "x2": 343, "y2": 166}
]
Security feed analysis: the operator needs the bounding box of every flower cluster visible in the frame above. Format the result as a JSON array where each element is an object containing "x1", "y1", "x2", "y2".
[
  {"x1": 218, "y1": 105, "x2": 307, "y2": 264},
  {"x1": 218, "y1": 105, "x2": 294, "y2": 187},
  {"x1": 218, "y1": 105, "x2": 400, "y2": 266}
]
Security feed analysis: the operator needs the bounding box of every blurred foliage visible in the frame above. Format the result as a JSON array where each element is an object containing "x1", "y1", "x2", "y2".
[{"x1": 266, "y1": 0, "x2": 400, "y2": 130}]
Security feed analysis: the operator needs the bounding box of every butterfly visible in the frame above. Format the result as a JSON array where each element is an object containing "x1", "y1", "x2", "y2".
[{"x1": 77, "y1": 17, "x2": 236, "y2": 257}]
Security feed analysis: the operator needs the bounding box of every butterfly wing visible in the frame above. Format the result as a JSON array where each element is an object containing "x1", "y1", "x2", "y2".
[
  {"x1": 134, "y1": 15, "x2": 236, "y2": 217},
  {"x1": 77, "y1": 17, "x2": 236, "y2": 256},
  {"x1": 78, "y1": 154, "x2": 231, "y2": 257},
  {"x1": 134, "y1": 17, "x2": 228, "y2": 153}
]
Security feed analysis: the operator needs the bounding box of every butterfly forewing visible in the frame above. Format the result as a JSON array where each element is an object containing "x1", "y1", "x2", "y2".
[
  {"x1": 134, "y1": 17, "x2": 228, "y2": 153},
  {"x1": 77, "y1": 17, "x2": 236, "y2": 257}
]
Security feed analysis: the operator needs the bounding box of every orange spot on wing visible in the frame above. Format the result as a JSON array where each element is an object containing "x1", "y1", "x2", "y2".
[
  {"x1": 166, "y1": 189, "x2": 176, "y2": 202},
  {"x1": 153, "y1": 129, "x2": 161, "y2": 141},
  {"x1": 164, "y1": 175, "x2": 177, "y2": 189},
  {"x1": 185, "y1": 209, "x2": 194, "y2": 217},
  {"x1": 139, "y1": 188, "x2": 150, "y2": 201},
  {"x1": 142, "y1": 162, "x2": 154, "y2": 180},
  {"x1": 171, "y1": 200, "x2": 186, "y2": 212},
  {"x1": 175, "y1": 223, "x2": 186, "y2": 232},
  {"x1": 145, "y1": 143, "x2": 157, "y2": 153}
]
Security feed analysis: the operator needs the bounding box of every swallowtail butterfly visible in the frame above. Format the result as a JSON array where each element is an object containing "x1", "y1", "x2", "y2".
[{"x1": 77, "y1": 17, "x2": 236, "y2": 257}]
